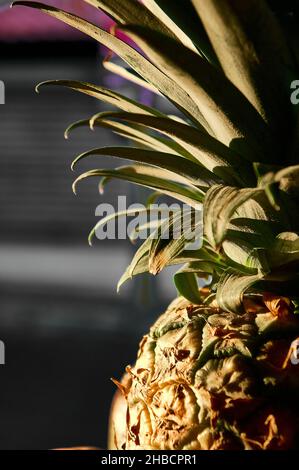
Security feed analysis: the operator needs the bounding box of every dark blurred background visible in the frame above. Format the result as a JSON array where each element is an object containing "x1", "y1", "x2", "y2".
[{"x1": 0, "y1": 0, "x2": 298, "y2": 450}]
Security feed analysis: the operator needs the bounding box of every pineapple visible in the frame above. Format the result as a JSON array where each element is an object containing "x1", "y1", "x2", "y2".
[{"x1": 13, "y1": 0, "x2": 299, "y2": 450}]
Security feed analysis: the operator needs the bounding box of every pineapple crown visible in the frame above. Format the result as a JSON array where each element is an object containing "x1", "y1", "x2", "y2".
[{"x1": 12, "y1": 0, "x2": 299, "y2": 313}]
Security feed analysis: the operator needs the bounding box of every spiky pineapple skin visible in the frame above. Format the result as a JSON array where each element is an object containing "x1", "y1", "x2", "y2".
[{"x1": 112, "y1": 297, "x2": 299, "y2": 450}]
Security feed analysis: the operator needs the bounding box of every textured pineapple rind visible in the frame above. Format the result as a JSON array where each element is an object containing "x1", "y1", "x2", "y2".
[{"x1": 122, "y1": 297, "x2": 299, "y2": 450}]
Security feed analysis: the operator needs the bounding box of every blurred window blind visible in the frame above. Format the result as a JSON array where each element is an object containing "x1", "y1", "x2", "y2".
[{"x1": 0, "y1": 42, "x2": 129, "y2": 244}]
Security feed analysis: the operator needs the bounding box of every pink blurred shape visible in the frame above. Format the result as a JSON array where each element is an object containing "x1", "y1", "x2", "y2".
[{"x1": 0, "y1": 0, "x2": 112, "y2": 41}]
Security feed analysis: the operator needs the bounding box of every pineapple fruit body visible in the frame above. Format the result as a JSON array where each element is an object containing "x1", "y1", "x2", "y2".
[{"x1": 111, "y1": 296, "x2": 299, "y2": 450}]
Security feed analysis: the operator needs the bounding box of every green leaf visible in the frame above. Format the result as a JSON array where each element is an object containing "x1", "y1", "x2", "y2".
[
  {"x1": 98, "y1": 176, "x2": 112, "y2": 195},
  {"x1": 65, "y1": 116, "x2": 192, "y2": 158},
  {"x1": 128, "y1": 219, "x2": 164, "y2": 244},
  {"x1": 253, "y1": 162, "x2": 283, "y2": 180},
  {"x1": 118, "y1": 247, "x2": 212, "y2": 291},
  {"x1": 12, "y1": 2, "x2": 208, "y2": 129},
  {"x1": 121, "y1": 24, "x2": 272, "y2": 161},
  {"x1": 247, "y1": 248, "x2": 270, "y2": 274},
  {"x1": 223, "y1": 240, "x2": 269, "y2": 273},
  {"x1": 66, "y1": 118, "x2": 155, "y2": 146},
  {"x1": 71, "y1": 146, "x2": 215, "y2": 190},
  {"x1": 264, "y1": 183, "x2": 281, "y2": 211},
  {"x1": 84, "y1": 0, "x2": 175, "y2": 39},
  {"x1": 174, "y1": 271, "x2": 202, "y2": 305},
  {"x1": 192, "y1": 0, "x2": 295, "y2": 144},
  {"x1": 102, "y1": 60, "x2": 160, "y2": 95},
  {"x1": 204, "y1": 185, "x2": 264, "y2": 248},
  {"x1": 222, "y1": 240, "x2": 258, "y2": 270},
  {"x1": 274, "y1": 231, "x2": 299, "y2": 252},
  {"x1": 146, "y1": 191, "x2": 162, "y2": 207},
  {"x1": 149, "y1": 208, "x2": 203, "y2": 274},
  {"x1": 117, "y1": 253, "x2": 149, "y2": 292},
  {"x1": 226, "y1": 218, "x2": 280, "y2": 249},
  {"x1": 88, "y1": 207, "x2": 153, "y2": 246},
  {"x1": 117, "y1": 233, "x2": 156, "y2": 291},
  {"x1": 142, "y1": 0, "x2": 218, "y2": 62},
  {"x1": 36, "y1": 80, "x2": 163, "y2": 116},
  {"x1": 64, "y1": 119, "x2": 90, "y2": 140},
  {"x1": 120, "y1": 219, "x2": 204, "y2": 291},
  {"x1": 259, "y1": 164, "x2": 299, "y2": 207},
  {"x1": 223, "y1": 218, "x2": 281, "y2": 273},
  {"x1": 89, "y1": 112, "x2": 209, "y2": 166},
  {"x1": 177, "y1": 260, "x2": 217, "y2": 277},
  {"x1": 216, "y1": 270, "x2": 262, "y2": 313},
  {"x1": 274, "y1": 164, "x2": 299, "y2": 184},
  {"x1": 72, "y1": 165, "x2": 203, "y2": 207},
  {"x1": 89, "y1": 112, "x2": 254, "y2": 186},
  {"x1": 270, "y1": 232, "x2": 299, "y2": 268}
]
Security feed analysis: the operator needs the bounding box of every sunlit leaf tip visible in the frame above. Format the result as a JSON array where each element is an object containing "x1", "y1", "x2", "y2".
[{"x1": 89, "y1": 113, "x2": 102, "y2": 130}]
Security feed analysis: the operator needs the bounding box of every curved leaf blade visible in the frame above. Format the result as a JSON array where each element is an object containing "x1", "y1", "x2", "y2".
[
  {"x1": 204, "y1": 185, "x2": 264, "y2": 247},
  {"x1": 12, "y1": 2, "x2": 208, "y2": 128},
  {"x1": 89, "y1": 111, "x2": 254, "y2": 186},
  {"x1": 65, "y1": 116, "x2": 191, "y2": 157},
  {"x1": 149, "y1": 208, "x2": 203, "y2": 275},
  {"x1": 71, "y1": 146, "x2": 215, "y2": 190},
  {"x1": 36, "y1": 80, "x2": 163, "y2": 116},
  {"x1": 174, "y1": 271, "x2": 202, "y2": 305},
  {"x1": 73, "y1": 165, "x2": 203, "y2": 207},
  {"x1": 85, "y1": 0, "x2": 176, "y2": 39},
  {"x1": 121, "y1": 24, "x2": 272, "y2": 161},
  {"x1": 144, "y1": 0, "x2": 218, "y2": 63},
  {"x1": 192, "y1": 0, "x2": 295, "y2": 143},
  {"x1": 102, "y1": 60, "x2": 160, "y2": 95},
  {"x1": 88, "y1": 207, "x2": 152, "y2": 246},
  {"x1": 216, "y1": 270, "x2": 262, "y2": 313}
]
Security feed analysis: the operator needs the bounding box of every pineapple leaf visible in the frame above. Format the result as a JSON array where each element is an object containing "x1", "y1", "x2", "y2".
[
  {"x1": 72, "y1": 165, "x2": 204, "y2": 207},
  {"x1": 216, "y1": 270, "x2": 263, "y2": 313},
  {"x1": 65, "y1": 116, "x2": 192, "y2": 158},
  {"x1": 146, "y1": 192, "x2": 162, "y2": 207},
  {"x1": 149, "y1": 209, "x2": 203, "y2": 275},
  {"x1": 121, "y1": 24, "x2": 272, "y2": 161},
  {"x1": 174, "y1": 271, "x2": 202, "y2": 305},
  {"x1": 65, "y1": 118, "x2": 158, "y2": 149},
  {"x1": 273, "y1": 164, "x2": 299, "y2": 184},
  {"x1": 84, "y1": 0, "x2": 175, "y2": 39},
  {"x1": 120, "y1": 236, "x2": 154, "y2": 288},
  {"x1": 98, "y1": 176, "x2": 112, "y2": 195},
  {"x1": 89, "y1": 111, "x2": 254, "y2": 186},
  {"x1": 226, "y1": 218, "x2": 280, "y2": 248},
  {"x1": 129, "y1": 219, "x2": 164, "y2": 244},
  {"x1": 13, "y1": 0, "x2": 299, "y2": 310},
  {"x1": 270, "y1": 232, "x2": 299, "y2": 268},
  {"x1": 259, "y1": 164, "x2": 299, "y2": 208},
  {"x1": 117, "y1": 253, "x2": 149, "y2": 292},
  {"x1": 36, "y1": 80, "x2": 163, "y2": 116},
  {"x1": 223, "y1": 240, "x2": 269, "y2": 273},
  {"x1": 174, "y1": 250, "x2": 225, "y2": 303},
  {"x1": 64, "y1": 119, "x2": 91, "y2": 140},
  {"x1": 118, "y1": 246, "x2": 212, "y2": 291},
  {"x1": 88, "y1": 207, "x2": 152, "y2": 246},
  {"x1": 102, "y1": 60, "x2": 161, "y2": 95},
  {"x1": 192, "y1": 0, "x2": 295, "y2": 139},
  {"x1": 142, "y1": 0, "x2": 218, "y2": 62},
  {"x1": 12, "y1": 2, "x2": 207, "y2": 128},
  {"x1": 204, "y1": 185, "x2": 264, "y2": 247},
  {"x1": 71, "y1": 146, "x2": 216, "y2": 190},
  {"x1": 176, "y1": 260, "x2": 217, "y2": 278}
]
